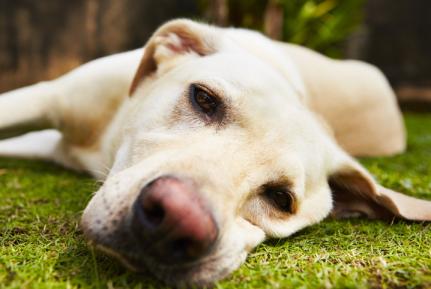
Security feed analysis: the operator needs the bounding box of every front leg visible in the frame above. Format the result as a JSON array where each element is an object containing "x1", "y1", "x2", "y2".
[
  {"x1": 0, "y1": 49, "x2": 140, "y2": 142},
  {"x1": 0, "y1": 82, "x2": 59, "y2": 140},
  {"x1": 0, "y1": 80, "x2": 88, "y2": 170},
  {"x1": 0, "y1": 49, "x2": 141, "y2": 173},
  {"x1": 0, "y1": 130, "x2": 86, "y2": 171}
]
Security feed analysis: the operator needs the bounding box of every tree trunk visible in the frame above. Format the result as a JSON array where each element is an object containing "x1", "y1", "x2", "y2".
[
  {"x1": 206, "y1": 0, "x2": 228, "y2": 26},
  {"x1": 264, "y1": 0, "x2": 284, "y2": 40}
]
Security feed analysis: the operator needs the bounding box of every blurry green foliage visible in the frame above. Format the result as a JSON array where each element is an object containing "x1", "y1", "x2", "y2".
[
  {"x1": 280, "y1": 0, "x2": 365, "y2": 57},
  {"x1": 200, "y1": 0, "x2": 366, "y2": 57},
  {"x1": 227, "y1": 0, "x2": 267, "y2": 29}
]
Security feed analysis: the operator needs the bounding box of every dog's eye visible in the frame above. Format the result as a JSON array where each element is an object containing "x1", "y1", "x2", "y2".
[
  {"x1": 190, "y1": 84, "x2": 220, "y2": 118},
  {"x1": 263, "y1": 186, "x2": 296, "y2": 213}
]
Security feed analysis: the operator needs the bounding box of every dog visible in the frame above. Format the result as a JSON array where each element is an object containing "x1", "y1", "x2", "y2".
[{"x1": 1, "y1": 19, "x2": 430, "y2": 287}]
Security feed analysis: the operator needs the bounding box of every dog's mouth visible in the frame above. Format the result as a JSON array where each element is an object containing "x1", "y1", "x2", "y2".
[
  {"x1": 80, "y1": 174, "x2": 246, "y2": 286},
  {"x1": 89, "y1": 236, "x2": 243, "y2": 287},
  {"x1": 82, "y1": 220, "x2": 243, "y2": 287}
]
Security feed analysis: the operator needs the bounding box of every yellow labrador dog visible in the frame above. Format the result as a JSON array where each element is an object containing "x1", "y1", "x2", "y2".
[{"x1": 1, "y1": 19, "x2": 430, "y2": 287}]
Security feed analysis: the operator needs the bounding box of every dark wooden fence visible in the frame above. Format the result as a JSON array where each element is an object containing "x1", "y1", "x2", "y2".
[
  {"x1": 0, "y1": 0, "x2": 199, "y2": 92},
  {"x1": 1, "y1": 0, "x2": 430, "y2": 106},
  {"x1": 358, "y1": 0, "x2": 431, "y2": 105}
]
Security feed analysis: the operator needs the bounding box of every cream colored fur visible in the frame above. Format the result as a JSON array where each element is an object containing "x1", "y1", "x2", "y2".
[{"x1": 0, "y1": 19, "x2": 429, "y2": 287}]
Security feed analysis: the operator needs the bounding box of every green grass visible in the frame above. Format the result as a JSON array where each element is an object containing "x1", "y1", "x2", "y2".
[{"x1": 1, "y1": 113, "x2": 430, "y2": 289}]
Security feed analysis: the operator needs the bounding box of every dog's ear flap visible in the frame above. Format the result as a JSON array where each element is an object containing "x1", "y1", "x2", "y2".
[
  {"x1": 329, "y1": 156, "x2": 431, "y2": 221},
  {"x1": 129, "y1": 19, "x2": 217, "y2": 96}
]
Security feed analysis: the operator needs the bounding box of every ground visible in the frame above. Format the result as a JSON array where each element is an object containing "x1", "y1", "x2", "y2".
[{"x1": 0, "y1": 113, "x2": 430, "y2": 289}]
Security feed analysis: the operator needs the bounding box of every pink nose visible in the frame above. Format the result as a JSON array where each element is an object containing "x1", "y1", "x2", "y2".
[{"x1": 132, "y1": 176, "x2": 218, "y2": 263}]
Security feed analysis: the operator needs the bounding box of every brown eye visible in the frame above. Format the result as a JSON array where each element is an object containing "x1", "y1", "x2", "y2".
[
  {"x1": 263, "y1": 185, "x2": 296, "y2": 213},
  {"x1": 190, "y1": 84, "x2": 220, "y2": 117}
]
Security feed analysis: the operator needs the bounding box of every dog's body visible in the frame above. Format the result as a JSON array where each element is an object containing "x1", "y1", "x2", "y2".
[{"x1": 0, "y1": 20, "x2": 429, "y2": 287}]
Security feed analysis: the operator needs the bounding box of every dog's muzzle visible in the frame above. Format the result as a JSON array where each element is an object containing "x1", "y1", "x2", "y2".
[{"x1": 131, "y1": 175, "x2": 219, "y2": 265}]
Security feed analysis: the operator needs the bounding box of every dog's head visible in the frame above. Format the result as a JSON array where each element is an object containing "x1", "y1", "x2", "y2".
[{"x1": 81, "y1": 19, "x2": 431, "y2": 287}]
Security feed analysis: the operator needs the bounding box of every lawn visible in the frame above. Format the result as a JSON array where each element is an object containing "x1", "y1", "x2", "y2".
[{"x1": 0, "y1": 113, "x2": 430, "y2": 289}]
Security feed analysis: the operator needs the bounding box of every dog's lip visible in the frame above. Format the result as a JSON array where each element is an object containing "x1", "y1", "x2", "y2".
[
  {"x1": 93, "y1": 242, "x2": 236, "y2": 287},
  {"x1": 82, "y1": 223, "x2": 245, "y2": 286},
  {"x1": 82, "y1": 220, "x2": 221, "y2": 270},
  {"x1": 93, "y1": 241, "x2": 222, "y2": 272},
  {"x1": 93, "y1": 243, "x2": 146, "y2": 272}
]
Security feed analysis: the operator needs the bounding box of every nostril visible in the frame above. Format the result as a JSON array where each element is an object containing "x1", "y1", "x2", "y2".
[
  {"x1": 170, "y1": 237, "x2": 201, "y2": 261},
  {"x1": 142, "y1": 202, "x2": 165, "y2": 226}
]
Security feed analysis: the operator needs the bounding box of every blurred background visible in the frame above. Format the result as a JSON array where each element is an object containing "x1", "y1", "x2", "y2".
[{"x1": 0, "y1": 0, "x2": 430, "y2": 108}]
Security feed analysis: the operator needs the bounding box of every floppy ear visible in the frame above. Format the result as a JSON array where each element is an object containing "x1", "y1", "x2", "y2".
[
  {"x1": 129, "y1": 19, "x2": 218, "y2": 96},
  {"x1": 329, "y1": 155, "x2": 431, "y2": 221}
]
